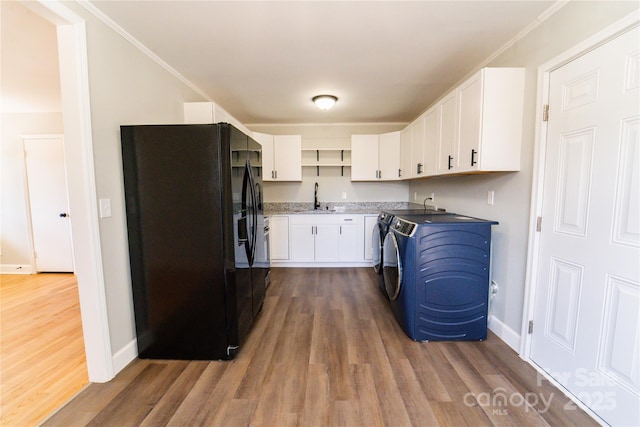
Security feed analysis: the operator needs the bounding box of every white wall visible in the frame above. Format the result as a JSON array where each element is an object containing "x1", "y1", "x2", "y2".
[
  {"x1": 249, "y1": 123, "x2": 410, "y2": 203},
  {"x1": 409, "y1": 1, "x2": 640, "y2": 347},
  {"x1": 64, "y1": 1, "x2": 210, "y2": 354},
  {"x1": 8, "y1": 0, "x2": 637, "y2": 374},
  {"x1": 1, "y1": 1, "x2": 63, "y2": 270}
]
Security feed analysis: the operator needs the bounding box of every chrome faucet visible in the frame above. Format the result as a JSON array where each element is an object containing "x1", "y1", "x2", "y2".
[{"x1": 314, "y1": 182, "x2": 320, "y2": 209}]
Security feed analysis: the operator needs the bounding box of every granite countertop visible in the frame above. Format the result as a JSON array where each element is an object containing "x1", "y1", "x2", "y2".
[{"x1": 264, "y1": 202, "x2": 423, "y2": 216}]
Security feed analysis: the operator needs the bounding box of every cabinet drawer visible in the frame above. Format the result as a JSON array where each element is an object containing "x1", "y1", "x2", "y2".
[{"x1": 289, "y1": 214, "x2": 359, "y2": 225}]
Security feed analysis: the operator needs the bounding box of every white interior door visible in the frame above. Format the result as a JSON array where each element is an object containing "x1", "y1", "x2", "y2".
[
  {"x1": 24, "y1": 136, "x2": 74, "y2": 272},
  {"x1": 530, "y1": 26, "x2": 639, "y2": 426}
]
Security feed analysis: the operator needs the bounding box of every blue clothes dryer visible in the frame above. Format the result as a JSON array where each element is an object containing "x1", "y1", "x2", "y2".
[
  {"x1": 383, "y1": 213, "x2": 498, "y2": 341},
  {"x1": 373, "y1": 208, "x2": 452, "y2": 299}
]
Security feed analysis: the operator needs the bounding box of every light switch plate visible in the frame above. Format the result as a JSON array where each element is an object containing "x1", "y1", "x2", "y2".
[{"x1": 99, "y1": 198, "x2": 112, "y2": 218}]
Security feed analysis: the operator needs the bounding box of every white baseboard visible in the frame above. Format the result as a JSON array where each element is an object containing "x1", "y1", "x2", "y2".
[
  {"x1": 271, "y1": 262, "x2": 372, "y2": 268},
  {"x1": 488, "y1": 315, "x2": 521, "y2": 351},
  {"x1": 1, "y1": 264, "x2": 35, "y2": 274},
  {"x1": 112, "y1": 338, "x2": 138, "y2": 375}
]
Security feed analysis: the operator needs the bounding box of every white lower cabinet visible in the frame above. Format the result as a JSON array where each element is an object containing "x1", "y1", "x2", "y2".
[
  {"x1": 290, "y1": 223, "x2": 316, "y2": 262},
  {"x1": 268, "y1": 216, "x2": 290, "y2": 260},
  {"x1": 338, "y1": 223, "x2": 358, "y2": 262},
  {"x1": 313, "y1": 224, "x2": 340, "y2": 262},
  {"x1": 275, "y1": 214, "x2": 366, "y2": 265}
]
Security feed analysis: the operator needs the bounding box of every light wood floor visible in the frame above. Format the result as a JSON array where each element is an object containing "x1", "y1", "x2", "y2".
[
  {"x1": 43, "y1": 268, "x2": 596, "y2": 426},
  {"x1": 0, "y1": 273, "x2": 88, "y2": 426}
]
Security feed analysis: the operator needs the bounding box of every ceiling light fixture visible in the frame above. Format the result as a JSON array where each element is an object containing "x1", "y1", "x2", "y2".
[{"x1": 312, "y1": 94, "x2": 338, "y2": 111}]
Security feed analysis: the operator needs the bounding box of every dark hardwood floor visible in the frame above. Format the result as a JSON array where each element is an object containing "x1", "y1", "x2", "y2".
[{"x1": 42, "y1": 268, "x2": 597, "y2": 426}]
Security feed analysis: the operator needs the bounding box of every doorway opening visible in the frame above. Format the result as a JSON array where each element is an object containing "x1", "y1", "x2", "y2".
[{"x1": 1, "y1": 0, "x2": 114, "y2": 388}]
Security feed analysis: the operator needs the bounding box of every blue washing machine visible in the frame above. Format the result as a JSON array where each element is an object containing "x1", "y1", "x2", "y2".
[
  {"x1": 372, "y1": 208, "x2": 451, "y2": 299},
  {"x1": 382, "y1": 213, "x2": 498, "y2": 341}
]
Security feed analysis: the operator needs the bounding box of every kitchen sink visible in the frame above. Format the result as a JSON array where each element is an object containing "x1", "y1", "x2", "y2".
[{"x1": 303, "y1": 209, "x2": 336, "y2": 213}]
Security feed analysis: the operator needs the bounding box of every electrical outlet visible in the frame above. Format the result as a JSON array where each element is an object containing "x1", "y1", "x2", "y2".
[
  {"x1": 414, "y1": 192, "x2": 417, "y2": 200},
  {"x1": 491, "y1": 280, "x2": 498, "y2": 295},
  {"x1": 487, "y1": 190, "x2": 495, "y2": 206},
  {"x1": 429, "y1": 192, "x2": 435, "y2": 202},
  {"x1": 341, "y1": 191, "x2": 347, "y2": 199}
]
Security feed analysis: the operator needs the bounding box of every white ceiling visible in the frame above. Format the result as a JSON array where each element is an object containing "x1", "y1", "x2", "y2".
[{"x1": 89, "y1": 0, "x2": 558, "y2": 124}]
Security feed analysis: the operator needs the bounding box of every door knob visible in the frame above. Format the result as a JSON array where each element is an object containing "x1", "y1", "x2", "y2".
[{"x1": 59, "y1": 213, "x2": 68, "y2": 217}]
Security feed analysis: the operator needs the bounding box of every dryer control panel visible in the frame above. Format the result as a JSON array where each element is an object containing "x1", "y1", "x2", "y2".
[{"x1": 391, "y1": 218, "x2": 416, "y2": 237}]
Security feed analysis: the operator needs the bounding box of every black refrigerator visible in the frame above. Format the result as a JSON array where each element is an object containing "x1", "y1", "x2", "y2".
[{"x1": 121, "y1": 123, "x2": 268, "y2": 360}]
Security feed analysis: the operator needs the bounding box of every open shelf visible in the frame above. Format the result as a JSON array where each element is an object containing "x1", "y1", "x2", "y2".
[{"x1": 301, "y1": 148, "x2": 351, "y2": 176}]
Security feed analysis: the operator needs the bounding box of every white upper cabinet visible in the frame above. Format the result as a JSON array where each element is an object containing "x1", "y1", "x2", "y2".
[
  {"x1": 184, "y1": 101, "x2": 227, "y2": 124},
  {"x1": 351, "y1": 135, "x2": 379, "y2": 180},
  {"x1": 378, "y1": 131, "x2": 401, "y2": 180},
  {"x1": 409, "y1": 116, "x2": 425, "y2": 178},
  {"x1": 351, "y1": 131, "x2": 400, "y2": 181},
  {"x1": 253, "y1": 132, "x2": 275, "y2": 177},
  {"x1": 437, "y1": 67, "x2": 525, "y2": 174},
  {"x1": 399, "y1": 126, "x2": 412, "y2": 180},
  {"x1": 460, "y1": 68, "x2": 524, "y2": 172},
  {"x1": 437, "y1": 91, "x2": 458, "y2": 174},
  {"x1": 253, "y1": 132, "x2": 302, "y2": 181},
  {"x1": 423, "y1": 105, "x2": 440, "y2": 176},
  {"x1": 183, "y1": 101, "x2": 252, "y2": 136}
]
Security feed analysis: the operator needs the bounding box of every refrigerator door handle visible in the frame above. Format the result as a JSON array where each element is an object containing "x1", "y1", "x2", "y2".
[
  {"x1": 248, "y1": 166, "x2": 258, "y2": 265},
  {"x1": 242, "y1": 161, "x2": 257, "y2": 265},
  {"x1": 237, "y1": 216, "x2": 247, "y2": 244}
]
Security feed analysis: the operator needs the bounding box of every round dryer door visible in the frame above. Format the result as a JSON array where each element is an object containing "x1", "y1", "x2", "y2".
[
  {"x1": 382, "y1": 231, "x2": 402, "y2": 300},
  {"x1": 372, "y1": 223, "x2": 383, "y2": 273}
]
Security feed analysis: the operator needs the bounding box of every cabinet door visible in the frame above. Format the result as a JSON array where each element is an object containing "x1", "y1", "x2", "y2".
[
  {"x1": 183, "y1": 102, "x2": 214, "y2": 124},
  {"x1": 268, "y1": 216, "x2": 289, "y2": 260},
  {"x1": 363, "y1": 216, "x2": 377, "y2": 260},
  {"x1": 399, "y1": 126, "x2": 412, "y2": 179},
  {"x1": 338, "y1": 224, "x2": 358, "y2": 261},
  {"x1": 378, "y1": 131, "x2": 400, "y2": 181},
  {"x1": 290, "y1": 224, "x2": 315, "y2": 262},
  {"x1": 423, "y1": 106, "x2": 440, "y2": 176},
  {"x1": 411, "y1": 117, "x2": 425, "y2": 178},
  {"x1": 213, "y1": 103, "x2": 228, "y2": 123},
  {"x1": 351, "y1": 134, "x2": 380, "y2": 181},
  {"x1": 478, "y1": 68, "x2": 525, "y2": 172},
  {"x1": 437, "y1": 91, "x2": 458, "y2": 174},
  {"x1": 314, "y1": 224, "x2": 339, "y2": 262},
  {"x1": 457, "y1": 71, "x2": 483, "y2": 172},
  {"x1": 273, "y1": 135, "x2": 301, "y2": 181},
  {"x1": 254, "y1": 132, "x2": 275, "y2": 181}
]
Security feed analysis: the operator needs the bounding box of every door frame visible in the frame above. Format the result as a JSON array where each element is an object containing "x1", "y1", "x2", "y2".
[
  {"x1": 24, "y1": 1, "x2": 114, "y2": 382},
  {"x1": 20, "y1": 134, "x2": 69, "y2": 273},
  {"x1": 520, "y1": 10, "x2": 639, "y2": 422}
]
